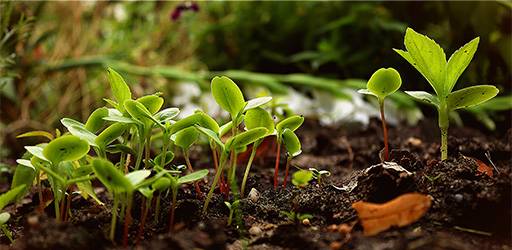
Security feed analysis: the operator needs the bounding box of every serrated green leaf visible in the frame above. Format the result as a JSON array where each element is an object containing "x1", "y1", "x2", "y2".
[
  {"x1": 174, "y1": 126, "x2": 199, "y2": 150},
  {"x1": 106, "y1": 67, "x2": 131, "y2": 112},
  {"x1": 16, "y1": 131, "x2": 53, "y2": 141},
  {"x1": 401, "y1": 28, "x2": 446, "y2": 96},
  {"x1": 211, "y1": 76, "x2": 246, "y2": 118},
  {"x1": 244, "y1": 96, "x2": 272, "y2": 112},
  {"x1": 366, "y1": 68, "x2": 402, "y2": 99},
  {"x1": 178, "y1": 169, "x2": 208, "y2": 184},
  {"x1": 276, "y1": 115, "x2": 304, "y2": 134},
  {"x1": 85, "y1": 107, "x2": 109, "y2": 133},
  {"x1": 244, "y1": 107, "x2": 274, "y2": 133},
  {"x1": 447, "y1": 85, "x2": 499, "y2": 110},
  {"x1": 92, "y1": 158, "x2": 132, "y2": 192},
  {"x1": 445, "y1": 37, "x2": 479, "y2": 93},
  {"x1": 282, "y1": 129, "x2": 301, "y2": 157},
  {"x1": 225, "y1": 127, "x2": 268, "y2": 150},
  {"x1": 43, "y1": 135, "x2": 90, "y2": 163},
  {"x1": 405, "y1": 91, "x2": 440, "y2": 107}
]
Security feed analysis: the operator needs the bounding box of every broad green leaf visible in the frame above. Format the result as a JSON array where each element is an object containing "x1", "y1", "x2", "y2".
[
  {"x1": 157, "y1": 108, "x2": 180, "y2": 122},
  {"x1": 66, "y1": 125, "x2": 98, "y2": 147},
  {"x1": 0, "y1": 185, "x2": 26, "y2": 210},
  {"x1": 137, "y1": 95, "x2": 164, "y2": 114},
  {"x1": 401, "y1": 28, "x2": 446, "y2": 96},
  {"x1": 125, "y1": 170, "x2": 151, "y2": 186},
  {"x1": 174, "y1": 127, "x2": 199, "y2": 150},
  {"x1": 106, "y1": 67, "x2": 131, "y2": 112},
  {"x1": 16, "y1": 131, "x2": 53, "y2": 141},
  {"x1": 25, "y1": 145, "x2": 48, "y2": 162},
  {"x1": 219, "y1": 115, "x2": 244, "y2": 137},
  {"x1": 211, "y1": 76, "x2": 246, "y2": 118},
  {"x1": 178, "y1": 169, "x2": 209, "y2": 184},
  {"x1": 282, "y1": 129, "x2": 302, "y2": 157},
  {"x1": 154, "y1": 151, "x2": 175, "y2": 167},
  {"x1": 276, "y1": 115, "x2": 304, "y2": 134},
  {"x1": 445, "y1": 37, "x2": 479, "y2": 93},
  {"x1": 244, "y1": 96, "x2": 272, "y2": 112},
  {"x1": 405, "y1": 91, "x2": 440, "y2": 107},
  {"x1": 106, "y1": 144, "x2": 136, "y2": 155},
  {"x1": 0, "y1": 212, "x2": 10, "y2": 225},
  {"x1": 152, "y1": 177, "x2": 171, "y2": 191},
  {"x1": 244, "y1": 107, "x2": 274, "y2": 133},
  {"x1": 447, "y1": 85, "x2": 499, "y2": 110},
  {"x1": 43, "y1": 135, "x2": 90, "y2": 163},
  {"x1": 12, "y1": 160, "x2": 36, "y2": 200},
  {"x1": 91, "y1": 158, "x2": 131, "y2": 192},
  {"x1": 84, "y1": 107, "x2": 109, "y2": 133},
  {"x1": 291, "y1": 170, "x2": 313, "y2": 188},
  {"x1": 61, "y1": 118, "x2": 85, "y2": 129},
  {"x1": 169, "y1": 112, "x2": 219, "y2": 134},
  {"x1": 124, "y1": 99, "x2": 162, "y2": 127},
  {"x1": 103, "y1": 115, "x2": 141, "y2": 125},
  {"x1": 194, "y1": 125, "x2": 224, "y2": 150},
  {"x1": 225, "y1": 127, "x2": 268, "y2": 150},
  {"x1": 366, "y1": 68, "x2": 402, "y2": 99},
  {"x1": 96, "y1": 123, "x2": 128, "y2": 148},
  {"x1": 72, "y1": 165, "x2": 93, "y2": 177}
]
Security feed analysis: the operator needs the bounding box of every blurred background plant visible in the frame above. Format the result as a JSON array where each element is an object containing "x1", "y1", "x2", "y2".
[{"x1": 1, "y1": 1, "x2": 510, "y2": 168}]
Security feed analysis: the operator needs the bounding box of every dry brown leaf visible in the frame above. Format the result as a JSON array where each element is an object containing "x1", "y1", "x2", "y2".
[
  {"x1": 474, "y1": 158, "x2": 493, "y2": 177},
  {"x1": 352, "y1": 193, "x2": 432, "y2": 236}
]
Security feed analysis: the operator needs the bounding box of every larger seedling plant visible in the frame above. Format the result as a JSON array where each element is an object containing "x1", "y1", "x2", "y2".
[{"x1": 395, "y1": 28, "x2": 499, "y2": 160}]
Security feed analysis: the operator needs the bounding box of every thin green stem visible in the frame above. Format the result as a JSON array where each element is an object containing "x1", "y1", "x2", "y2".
[
  {"x1": 110, "y1": 193, "x2": 119, "y2": 242},
  {"x1": 379, "y1": 100, "x2": 389, "y2": 162},
  {"x1": 1, "y1": 225, "x2": 13, "y2": 243},
  {"x1": 203, "y1": 152, "x2": 227, "y2": 214},
  {"x1": 438, "y1": 103, "x2": 450, "y2": 161},
  {"x1": 241, "y1": 144, "x2": 258, "y2": 197},
  {"x1": 154, "y1": 195, "x2": 161, "y2": 224},
  {"x1": 169, "y1": 187, "x2": 178, "y2": 232},
  {"x1": 441, "y1": 127, "x2": 448, "y2": 160}
]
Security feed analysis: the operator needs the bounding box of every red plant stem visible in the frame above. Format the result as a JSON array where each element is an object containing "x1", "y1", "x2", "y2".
[
  {"x1": 379, "y1": 102, "x2": 389, "y2": 162},
  {"x1": 184, "y1": 150, "x2": 203, "y2": 198},
  {"x1": 64, "y1": 192, "x2": 71, "y2": 222},
  {"x1": 273, "y1": 141, "x2": 282, "y2": 189},
  {"x1": 168, "y1": 189, "x2": 177, "y2": 232},
  {"x1": 282, "y1": 156, "x2": 292, "y2": 188},
  {"x1": 211, "y1": 146, "x2": 227, "y2": 197},
  {"x1": 37, "y1": 175, "x2": 44, "y2": 213},
  {"x1": 123, "y1": 196, "x2": 133, "y2": 247},
  {"x1": 60, "y1": 193, "x2": 66, "y2": 222},
  {"x1": 136, "y1": 198, "x2": 149, "y2": 245}
]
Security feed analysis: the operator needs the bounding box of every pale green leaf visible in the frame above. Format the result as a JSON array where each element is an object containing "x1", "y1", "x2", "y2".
[
  {"x1": 244, "y1": 107, "x2": 274, "y2": 133},
  {"x1": 0, "y1": 212, "x2": 10, "y2": 225},
  {"x1": 243, "y1": 96, "x2": 272, "y2": 112},
  {"x1": 211, "y1": 76, "x2": 246, "y2": 118},
  {"x1": 405, "y1": 91, "x2": 440, "y2": 107},
  {"x1": 42, "y1": 135, "x2": 90, "y2": 163},
  {"x1": 25, "y1": 145, "x2": 48, "y2": 162},
  {"x1": 366, "y1": 68, "x2": 402, "y2": 99},
  {"x1": 174, "y1": 126, "x2": 199, "y2": 150},
  {"x1": 84, "y1": 107, "x2": 109, "y2": 133},
  {"x1": 447, "y1": 85, "x2": 499, "y2": 110},
  {"x1": 137, "y1": 95, "x2": 164, "y2": 114},
  {"x1": 106, "y1": 67, "x2": 131, "y2": 112},
  {"x1": 92, "y1": 158, "x2": 132, "y2": 192},
  {"x1": 225, "y1": 127, "x2": 268, "y2": 150},
  {"x1": 282, "y1": 129, "x2": 302, "y2": 157},
  {"x1": 125, "y1": 170, "x2": 151, "y2": 186},
  {"x1": 0, "y1": 185, "x2": 26, "y2": 210},
  {"x1": 276, "y1": 115, "x2": 304, "y2": 134},
  {"x1": 95, "y1": 123, "x2": 128, "y2": 148},
  {"x1": 16, "y1": 131, "x2": 53, "y2": 141},
  {"x1": 178, "y1": 169, "x2": 209, "y2": 184}
]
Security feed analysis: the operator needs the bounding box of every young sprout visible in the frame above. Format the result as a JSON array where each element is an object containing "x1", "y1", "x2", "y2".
[
  {"x1": 240, "y1": 107, "x2": 274, "y2": 197},
  {"x1": 358, "y1": 68, "x2": 402, "y2": 162},
  {"x1": 308, "y1": 168, "x2": 331, "y2": 185},
  {"x1": 173, "y1": 126, "x2": 203, "y2": 197},
  {"x1": 280, "y1": 210, "x2": 313, "y2": 224},
  {"x1": 274, "y1": 115, "x2": 304, "y2": 188},
  {"x1": 281, "y1": 129, "x2": 302, "y2": 187},
  {"x1": 395, "y1": 28, "x2": 499, "y2": 160},
  {"x1": 224, "y1": 200, "x2": 240, "y2": 226},
  {"x1": 0, "y1": 185, "x2": 26, "y2": 244},
  {"x1": 291, "y1": 169, "x2": 313, "y2": 188}
]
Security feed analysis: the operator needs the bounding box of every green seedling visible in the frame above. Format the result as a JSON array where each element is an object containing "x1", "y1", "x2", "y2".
[
  {"x1": 308, "y1": 167, "x2": 331, "y2": 185},
  {"x1": 240, "y1": 107, "x2": 274, "y2": 197},
  {"x1": 281, "y1": 129, "x2": 302, "y2": 187},
  {"x1": 0, "y1": 185, "x2": 26, "y2": 243},
  {"x1": 224, "y1": 200, "x2": 240, "y2": 226},
  {"x1": 291, "y1": 169, "x2": 313, "y2": 188},
  {"x1": 173, "y1": 126, "x2": 203, "y2": 197},
  {"x1": 358, "y1": 68, "x2": 402, "y2": 162},
  {"x1": 395, "y1": 28, "x2": 499, "y2": 160},
  {"x1": 280, "y1": 210, "x2": 313, "y2": 224},
  {"x1": 274, "y1": 115, "x2": 304, "y2": 188},
  {"x1": 136, "y1": 177, "x2": 171, "y2": 244},
  {"x1": 92, "y1": 158, "x2": 151, "y2": 246}
]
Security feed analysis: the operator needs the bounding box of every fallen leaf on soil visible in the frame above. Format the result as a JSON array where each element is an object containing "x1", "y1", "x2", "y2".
[
  {"x1": 352, "y1": 193, "x2": 432, "y2": 236},
  {"x1": 473, "y1": 157, "x2": 493, "y2": 177}
]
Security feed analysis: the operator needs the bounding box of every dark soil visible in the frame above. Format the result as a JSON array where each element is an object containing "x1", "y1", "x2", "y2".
[{"x1": 1, "y1": 118, "x2": 511, "y2": 250}]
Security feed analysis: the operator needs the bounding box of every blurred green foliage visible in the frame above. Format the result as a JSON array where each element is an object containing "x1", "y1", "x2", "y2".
[{"x1": 0, "y1": 1, "x2": 510, "y2": 162}]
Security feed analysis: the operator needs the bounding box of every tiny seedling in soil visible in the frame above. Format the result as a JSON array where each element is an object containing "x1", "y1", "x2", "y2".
[
  {"x1": 308, "y1": 167, "x2": 331, "y2": 185},
  {"x1": 274, "y1": 115, "x2": 305, "y2": 188},
  {"x1": 280, "y1": 210, "x2": 313, "y2": 224},
  {"x1": 394, "y1": 28, "x2": 499, "y2": 160},
  {"x1": 358, "y1": 68, "x2": 402, "y2": 162}
]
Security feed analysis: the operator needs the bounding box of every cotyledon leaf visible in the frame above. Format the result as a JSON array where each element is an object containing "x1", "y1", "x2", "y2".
[
  {"x1": 42, "y1": 135, "x2": 90, "y2": 163},
  {"x1": 447, "y1": 85, "x2": 499, "y2": 110}
]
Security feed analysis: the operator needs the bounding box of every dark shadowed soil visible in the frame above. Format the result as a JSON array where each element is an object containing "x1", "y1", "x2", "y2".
[{"x1": 1, "y1": 118, "x2": 511, "y2": 250}]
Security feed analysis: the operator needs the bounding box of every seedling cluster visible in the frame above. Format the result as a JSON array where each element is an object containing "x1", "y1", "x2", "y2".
[{"x1": 3, "y1": 27, "x2": 500, "y2": 245}]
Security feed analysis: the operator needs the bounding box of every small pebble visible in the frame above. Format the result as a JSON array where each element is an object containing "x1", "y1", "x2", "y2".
[
  {"x1": 302, "y1": 218, "x2": 311, "y2": 226},
  {"x1": 454, "y1": 194, "x2": 463, "y2": 202},
  {"x1": 249, "y1": 226, "x2": 262, "y2": 236},
  {"x1": 27, "y1": 215, "x2": 39, "y2": 227},
  {"x1": 248, "y1": 188, "x2": 260, "y2": 203}
]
